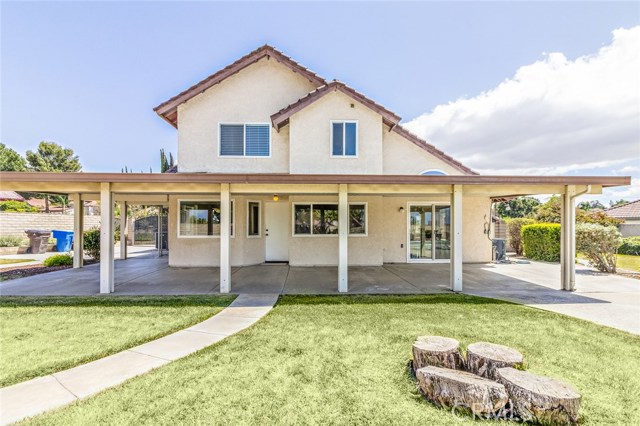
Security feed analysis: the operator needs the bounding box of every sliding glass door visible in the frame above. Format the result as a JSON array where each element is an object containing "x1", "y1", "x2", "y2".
[{"x1": 408, "y1": 204, "x2": 451, "y2": 262}]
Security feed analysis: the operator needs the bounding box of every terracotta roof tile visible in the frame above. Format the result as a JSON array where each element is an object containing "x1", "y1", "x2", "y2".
[
  {"x1": 605, "y1": 199, "x2": 640, "y2": 219},
  {"x1": 0, "y1": 191, "x2": 24, "y2": 201},
  {"x1": 154, "y1": 45, "x2": 327, "y2": 128}
]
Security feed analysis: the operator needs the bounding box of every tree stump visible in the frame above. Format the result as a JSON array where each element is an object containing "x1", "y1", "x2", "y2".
[
  {"x1": 412, "y1": 336, "x2": 464, "y2": 371},
  {"x1": 416, "y1": 366, "x2": 509, "y2": 416},
  {"x1": 466, "y1": 342, "x2": 523, "y2": 380},
  {"x1": 496, "y1": 367, "x2": 581, "y2": 425}
]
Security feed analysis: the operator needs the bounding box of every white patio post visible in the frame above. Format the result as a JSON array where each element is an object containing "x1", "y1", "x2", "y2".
[
  {"x1": 561, "y1": 185, "x2": 577, "y2": 291},
  {"x1": 100, "y1": 183, "x2": 114, "y2": 293},
  {"x1": 450, "y1": 185, "x2": 463, "y2": 292},
  {"x1": 220, "y1": 183, "x2": 231, "y2": 293},
  {"x1": 71, "y1": 193, "x2": 84, "y2": 268},
  {"x1": 338, "y1": 184, "x2": 348, "y2": 293},
  {"x1": 119, "y1": 201, "x2": 128, "y2": 260}
]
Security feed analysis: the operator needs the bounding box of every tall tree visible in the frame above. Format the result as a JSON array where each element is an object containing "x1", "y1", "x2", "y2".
[
  {"x1": 0, "y1": 143, "x2": 27, "y2": 171},
  {"x1": 25, "y1": 141, "x2": 82, "y2": 212},
  {"x1": 577, "y1": 200, "x2": 606, "y2": 210},
  {"x1": 160, "y1": 149, "x2": 175, "y2": 173},
  {"x1": 609, "y1": 199, "x2": 629, "y2": 208},
  {"x1": 495, "y1": 196, "x2": 541, "y2": 219}
]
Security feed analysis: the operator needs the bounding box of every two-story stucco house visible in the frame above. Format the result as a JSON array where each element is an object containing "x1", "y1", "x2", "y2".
[{"x1": 0, "y1": 45, "x2": 629, "y2": 294}]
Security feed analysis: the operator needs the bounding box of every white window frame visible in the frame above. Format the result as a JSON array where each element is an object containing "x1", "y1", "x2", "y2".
[
  {"x1": 405, "y1": 201, "x2": 450, "y2": 263},
  {"x1": 218, "y1": 122, "x2": 272, "y2": 158},
  {"x1": 330, "y1": 120, "x2": 358, "y2": 158},
  {"x1": 419, "y1": 169, "x2": 448, "y2": 176},
  {"x1": 246, "y1": 200, "x2": 261, "y2": 238},
  {"x1": 291, "y1": 202, "x2": 368, "y2": 237},
  {"x1": 177, "y1": 198, "x2": 235, "y2": 239}
]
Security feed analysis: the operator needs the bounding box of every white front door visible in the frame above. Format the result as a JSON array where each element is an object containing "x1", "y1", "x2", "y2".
[{"x1": 265, "y1": 202, "x2": 289, "y2": 262}]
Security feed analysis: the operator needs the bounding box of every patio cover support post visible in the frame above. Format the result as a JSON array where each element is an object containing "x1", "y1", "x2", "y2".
[
  {"x1": 120, "y1": 201, "x2": 128, "y2": 260},
  {"x1": 561, "y1": 185, "x2": 577, "y2": 291},
  {"x1": 72, "y1": 193, "x2": 84, "y2": 268},
  {"x1": 450, "y1": 184, "x2": 463, "y2": 292},
  {"x1": 220, "y1": 183, "x2": 231, "y2": 293},
  {"x1": 338, "y1": 184, "x2": 348, "y2": 293},
  {"x1": 100, "y1": 183, "x2": 114, "y2": 293}
]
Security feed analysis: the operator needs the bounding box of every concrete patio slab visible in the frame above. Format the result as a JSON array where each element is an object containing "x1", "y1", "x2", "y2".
[
  {"x1": 0, "y1": 375, "x2": 76, "y2": 426},
  {"x1": 52, "y1": 350, "x2": 168, "y2": 399},
  {"x1": 230, "y1": 264, "x2": 288, "y2": 294}
]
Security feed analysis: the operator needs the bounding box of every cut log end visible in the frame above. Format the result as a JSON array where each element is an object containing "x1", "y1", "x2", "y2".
[
  {"x1": 412, "y1": 336, "x2": 464, "y2": 371},
  {"x1": 497, "y1": 367, "x2": 581, "y2": 425},
  {"x1": 466, "y1": 342, "x2": 524, "y2": 380},
  {"x1": 416, "y1": 366, "x2": 509, "y2": 415}
]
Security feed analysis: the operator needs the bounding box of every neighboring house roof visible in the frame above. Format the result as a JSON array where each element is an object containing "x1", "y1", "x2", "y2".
[
  {"x1": 271, "y1": 80, "x2": 476, "y2": 175},
  {"x1": 0, "y1": 191, "x2": 24, "y2": 201},
  {"x1": 271, "y1": 80, "x2": 401, "y2": 130},
  {"x1": 154, "y1": 45, "x2": 327, "y2": 128},
  {"x1": 165, "y1": 164, "x2": 178, "y2": 173},
  {"x1": 605, "y1": 199, "x2": 640, "y2": 219}
]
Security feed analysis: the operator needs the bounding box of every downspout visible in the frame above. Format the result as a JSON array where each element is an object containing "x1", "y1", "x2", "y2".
[{"x1": 571, "y1": 185, "x2": 591, "y2": 200}]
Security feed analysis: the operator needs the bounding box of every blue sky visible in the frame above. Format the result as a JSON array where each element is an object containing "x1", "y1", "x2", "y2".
[{"x1": 2, "y1": 1, "x2": 639, "y2": 202}]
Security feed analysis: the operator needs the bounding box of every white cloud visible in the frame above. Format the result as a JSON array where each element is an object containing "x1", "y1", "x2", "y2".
[{"x1": 404, "y1": 26, "x2": 640, "y2": 192}]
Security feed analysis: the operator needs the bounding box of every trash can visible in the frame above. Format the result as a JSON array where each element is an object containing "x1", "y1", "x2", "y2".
[
  {"x1": 25, "y1": 229, "x2": 52, "y2": 254},
  {"x1": 52, "y1": 230, "x2": 74, "y2": 252}
]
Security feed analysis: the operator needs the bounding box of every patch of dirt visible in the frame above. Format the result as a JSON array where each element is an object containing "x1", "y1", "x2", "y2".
[{"x1": 0, "y1": 261, "x2": 97, "y2": 282}]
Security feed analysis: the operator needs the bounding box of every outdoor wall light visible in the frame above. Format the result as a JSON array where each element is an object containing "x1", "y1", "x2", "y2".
[
  {"x1": 273, "y1": 194, "x2": 279, "y2": 201},
  {"x1": 399, "y1": 206, "x2": 405, "y2": 212}
]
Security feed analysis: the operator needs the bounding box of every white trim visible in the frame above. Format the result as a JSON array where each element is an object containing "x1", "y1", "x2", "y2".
[
  {"x1": 246, "y1": 200, "x2": 262, "y2": 238},
  {"x1": 177, "y1": 198, "x2": 235, "y2": 239},
  {"x1": 218, "y1": 122, "x2": 272, "y2": 158},
  {"x1": 406, "y1": 202, "x2": 451, "y2": 263},
  {"x1": 330, "y1": 120, "x2": 358, "y2": 158},
  {"x1": 291, "y1": 201, "x2": 368, "y2": 237}
]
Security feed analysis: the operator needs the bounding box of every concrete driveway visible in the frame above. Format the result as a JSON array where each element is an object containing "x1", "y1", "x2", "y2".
[{"x1": 1, "y1": 257, "x2": 638, "y2": 334}]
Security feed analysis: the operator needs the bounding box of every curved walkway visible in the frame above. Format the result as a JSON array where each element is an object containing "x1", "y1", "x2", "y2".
[{"x1": 0, "y1": 293, "x2": 279, "y2": 426}]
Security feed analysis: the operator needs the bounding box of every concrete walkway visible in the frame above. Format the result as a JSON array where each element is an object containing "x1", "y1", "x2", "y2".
[{"x1": 0, "y1": 293, "x2": 278, "y2": 426}]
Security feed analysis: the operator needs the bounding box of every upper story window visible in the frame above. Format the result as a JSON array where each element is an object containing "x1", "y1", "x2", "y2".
[
  {"x1": 420, "y1": 169, "x2": 448, "y2": 176},
  {"x1": 331, "y1": 121, "x2": 357, "y2": 157},
  {"x1": 219, "y1": 123, "x2": 270, "y2": 157}
]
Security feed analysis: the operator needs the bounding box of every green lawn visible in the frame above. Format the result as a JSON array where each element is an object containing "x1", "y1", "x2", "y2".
[
  {"x1": 22, "y1": 295, "x2": 640, "y2": 426},
  {"x1": 0, "y1": 258, "x2": 35, "y2": 265},
  {"x1": 617, "y1": 254, "x2": 640, "y2": 273},
  {"x1": 0, "y1": 295, "x2": 235, "y2": 387}
]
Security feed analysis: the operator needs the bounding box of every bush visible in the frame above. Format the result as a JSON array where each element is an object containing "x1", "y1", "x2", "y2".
[
  {"x1": 83, "y1": 228, "x2": 101, "y2": 260},
  {"x1": 43, "y1": 254, "x2": 73, "y2": 267},
  {"x1": 521, "y1": 223, "x2": 561, "y2": 262},
  {"x1": 505, "y1": 218, "x2": 536, "y2": 256},
  {"x1": 618, "y1": 236, "x2": 640, "y2": 256},
  {"x1": 0, "y1": 236, "x2": 26, "y2": 247},
  {"x1": 0, "y1": 200, "x2": 38, "y2": 212},
  {"x1": 576, "y1": 223, "x2": 622, "y2": 273}
]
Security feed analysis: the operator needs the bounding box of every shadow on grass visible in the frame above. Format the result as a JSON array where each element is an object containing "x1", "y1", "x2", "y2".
[
  {"x1": 276, "y1": 293, "x2": 513, "y2": 306},
  {"x1": 0, "y1": 295, "x2": 237, "y2": 308}
]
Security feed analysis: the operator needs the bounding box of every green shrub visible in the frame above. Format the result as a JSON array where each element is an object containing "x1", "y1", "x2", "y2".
[
  {"x1": 0, "y1": 200, "x2": 38, "y2": 212},
  {"x1": 618, "y1": 236, "x2": 640, "y2": 256},
  {"x1": 521, "y1": 223, "x2": 561, "y2": 262},
  {"x1": 576, "y1": 223, "x2": 622, "y2": 273},
  {"x1": 0, "y1": 236, "x2": 26, "y2": 247},
  {"x1": 83, "y1": 228, "x2": 101, "y2": 261},
  {"x1": 505, "y1": 218, "x2": 536, "y2": 256},
  {"x1": 43, "y1": 254, "x2": 73, "y2": 267}
]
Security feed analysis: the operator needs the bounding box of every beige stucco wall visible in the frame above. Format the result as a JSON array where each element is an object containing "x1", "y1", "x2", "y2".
[
  {"x1": 289, "y1": 91, "x2": 384, "y2": 174},
  {"x1": 177, "y1": 57, "x2": 316, "y2": 173},
  {"x1": 382, "y1": 130, "x2": 465, "y2": 175}
]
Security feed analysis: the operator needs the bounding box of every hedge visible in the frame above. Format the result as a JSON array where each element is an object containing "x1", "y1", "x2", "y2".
[
  {"x1": 521, "y1": 223, "x2": 561, "y2": 262},
  {"x1": 619, "y1": 236, "x2": 640, "y2": 256},
  {"x1": 505, "y1": 218, "x2": 536, "y2": 256}
]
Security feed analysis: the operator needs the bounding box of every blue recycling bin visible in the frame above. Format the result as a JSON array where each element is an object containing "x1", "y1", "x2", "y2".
[{"x1": 52, "y1": 230, "x2": 74, "y2": 252}]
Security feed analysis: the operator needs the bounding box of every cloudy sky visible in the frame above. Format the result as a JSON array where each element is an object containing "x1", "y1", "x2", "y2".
[{"x1": 2, "y1": 1, "x2": 639, "y2": 203}]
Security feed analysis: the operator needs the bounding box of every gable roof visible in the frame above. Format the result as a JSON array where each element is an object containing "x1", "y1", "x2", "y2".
[
  {"x1": 270, "y1": 81, "x2": 401, "y2": 130},
  {"x1": 605, "y1": 199, "x2": 640, "y2": 219},
  {"x1": 154, "y1": 45, "x2": 327, "y2": 128},
  {"x1": 0, "y1": 190, "x2": 24, "y2": 201},
  {"x1": 271, "y1": 81, "x2": 476, "y2": 175}
]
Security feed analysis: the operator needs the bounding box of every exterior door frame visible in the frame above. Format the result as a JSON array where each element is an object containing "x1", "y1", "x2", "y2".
[
  {"x1": 406, "y1": 202, "x2": 451, "y2": 264},
  {"x1": 265, "y1": 201, "x2": 289, "y2": 262}
]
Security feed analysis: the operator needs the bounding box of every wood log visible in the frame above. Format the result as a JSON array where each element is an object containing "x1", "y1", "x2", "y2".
[
  {"x1": 466, "y1": 342, "x2": 523, "y2": 380},
  {"x1": 496, "y1": 367, "x2": 581, "y2": 425},
  {"x1": 416, "y1": 365, "x2": 509, "y2": 416},
  {"x1": 412, "y1": 336, "x2": 464, "y2": 371}
]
